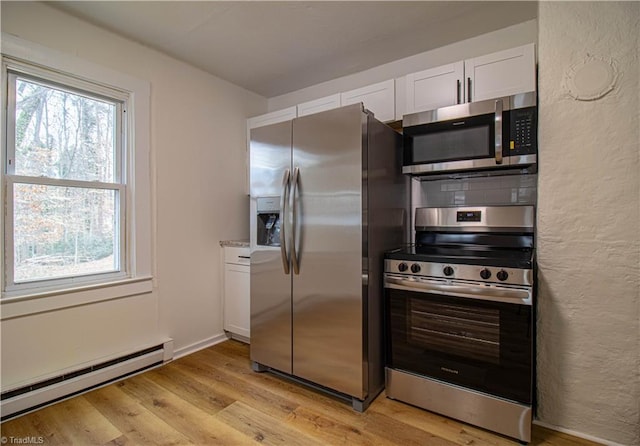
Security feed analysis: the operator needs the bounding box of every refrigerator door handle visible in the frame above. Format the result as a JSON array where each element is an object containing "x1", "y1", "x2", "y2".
[
  {"x1": 280, "y1": 169, "x2": 291, "y2": 274},
  {"x1": 291, "y1": 166, "x2": 301, "y2": 275}
]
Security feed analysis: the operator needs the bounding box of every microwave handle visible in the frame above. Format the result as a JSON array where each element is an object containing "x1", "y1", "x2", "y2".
[{"x1": 495, "y1": 99, "x2": 503, "y2": 165}]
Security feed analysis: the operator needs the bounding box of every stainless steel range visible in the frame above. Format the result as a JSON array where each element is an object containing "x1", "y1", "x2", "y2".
[{"x1": 384, "y1": 205, "x2": 535, "y2": 442}]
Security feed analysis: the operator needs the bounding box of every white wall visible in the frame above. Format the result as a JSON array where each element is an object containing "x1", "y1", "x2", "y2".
[
  {"x1": 537, "y1": 2, "x2": 639, "y2": 445},
  {"x1": 0, "y1": 1, "x2": 266, "y2": 388},
  {"x1": 268, "y1": 19, "x2": 537, "y2": 113}
]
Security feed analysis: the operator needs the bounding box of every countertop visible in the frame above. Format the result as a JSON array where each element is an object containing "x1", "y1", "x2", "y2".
[{"x1": 219, "y1": 240, "x2": 249, "y2": 248}]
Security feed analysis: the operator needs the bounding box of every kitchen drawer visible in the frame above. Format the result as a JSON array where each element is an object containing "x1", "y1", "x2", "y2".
[{"x1": 224, "y1": 246, "x2": 250, "y2": 265}]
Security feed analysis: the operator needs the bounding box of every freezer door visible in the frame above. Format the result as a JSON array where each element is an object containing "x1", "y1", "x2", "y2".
[
  {"x1": 249, "y1": 121, "x2": 293, "y2": 374},
  {"x1": 291, "y1": 104, "x2": 366, "y2": 399}
]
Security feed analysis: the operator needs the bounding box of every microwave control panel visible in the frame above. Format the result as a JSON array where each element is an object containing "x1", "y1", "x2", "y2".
[{"x1": 508, "y1": 107, "x2": 537, "y2": 155}]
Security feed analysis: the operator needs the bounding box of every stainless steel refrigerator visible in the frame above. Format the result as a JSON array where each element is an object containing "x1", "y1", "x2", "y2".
[{"x1": 249, "y1": 104, "x2": 406, "y2": 411}]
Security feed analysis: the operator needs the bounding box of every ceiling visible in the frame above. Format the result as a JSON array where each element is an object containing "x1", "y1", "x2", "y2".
[{"x1": 51, "y1": 1, "x2": 538, "y2": 98}]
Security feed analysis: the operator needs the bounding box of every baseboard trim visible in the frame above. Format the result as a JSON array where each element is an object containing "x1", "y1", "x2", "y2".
[
  {"x1": 533, "y1": 420, "x2": 628, "y2": 446},
  {"x1": 173, "y1": 333, "x2": 229, "y2": 360},
  {"x1": 0, "y1": 340, "x2": 174, "y2": 422}
]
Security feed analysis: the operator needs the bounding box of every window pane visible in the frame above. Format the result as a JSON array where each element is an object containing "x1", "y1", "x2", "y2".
[
  {"x1": 13, "y1": 184, "x2": 118, "y2": 283},
  {"x1": 14, "y1": 77, "x2": 117, "y2": 182}
]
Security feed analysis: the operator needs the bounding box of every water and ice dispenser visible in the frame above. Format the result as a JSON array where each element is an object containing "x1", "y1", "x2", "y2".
[{"x1": 256, "y1": 197, "x2": 281, "y2": 247}]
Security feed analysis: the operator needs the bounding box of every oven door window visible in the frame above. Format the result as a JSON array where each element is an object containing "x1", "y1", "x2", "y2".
[
  {"x1": 386, "y1": 289, "x2": 532, "y2": 404},
  {"x1": 404, "y1": 113, "x2": 495, "y2": 164}
]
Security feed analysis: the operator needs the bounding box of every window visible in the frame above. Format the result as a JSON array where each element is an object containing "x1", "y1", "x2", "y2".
[
  {"x1": 3, "y1": 60, "x2": 129, "y2": 295},
  {"x1": 1, "y1": 36, "x2": 151, "y2": 315}
]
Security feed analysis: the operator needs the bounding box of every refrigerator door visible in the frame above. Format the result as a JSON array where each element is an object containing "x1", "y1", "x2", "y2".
[
  {"x1": 291, "y1": 104, "x2": 366, "y2": 399},
  {"x1": 249, "y1": 121, "x2": 293, "y2": 374}
]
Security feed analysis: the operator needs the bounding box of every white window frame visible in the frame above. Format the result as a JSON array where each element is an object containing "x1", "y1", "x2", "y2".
[
  {"x1": 4, "y1": 64, "x2": 129, "y2": 293},
  {"x1": 1, "y1": 34, "x2": 152, "y2": 317}
]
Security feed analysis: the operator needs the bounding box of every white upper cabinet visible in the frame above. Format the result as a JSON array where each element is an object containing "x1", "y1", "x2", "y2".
[
  {"x1": 249, "y1": 45, "x2": 535, "y2": 125},
  {"x1": 404, "y1": 43, "x2": 536, "y2": 115},
  {"x1": 246, "y1": 106, "x2": 297, "y2": 193},
  {"x1": 465, "y1": 43, "x2": 536, "y2": 102},
  {"x1": 297, "y1": 94, "x2": 341, "y2": 117},
  {"x1": 405, "y1": 62, "x2": 465, "y2": 115},
  {"x1": 341, "y1": 79, "x2": 395, "y2": 123},
  {"x1": 394, "y1": 77, "x2": 407, "y2": 121},
  {"x1": 247, "y1": 106, "x2": 297, "y2": 129}
]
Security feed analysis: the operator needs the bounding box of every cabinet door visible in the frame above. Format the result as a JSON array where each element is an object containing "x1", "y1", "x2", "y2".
[
  {"x1": 465, "y1": 43, "x2": 536, "y2": 102},
  {"x1": 224, "y1": 264, "x2": 250, "y2": 339},
  {"x1": 394, "y1": 77, "x2": 406, "y2": 121},
  {"x1": 341, "y1": 79, "x2": 395, "y2": 122},
  {"x1": 247, "y1": 106, "x2": 297, "y2": 129},
  {"x1": 405, "y1": 61, "x2": 464, "y2": 114},
  {"x1": 246, "y1": 107, "x2": 297, "y2": 193},
  {"x1": 297, "y1": 94, "x2": 341, "y2": 117}
]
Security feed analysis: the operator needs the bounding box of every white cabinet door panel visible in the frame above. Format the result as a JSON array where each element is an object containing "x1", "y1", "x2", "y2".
[
  {"x1": 394, "y1": 77, "x2": 406, "y2": 121},
  {"x1": 247, "y1": 106, "x2": 297, "y2": 129},
  {"x1": 224, "y1": 247, "x2": 250, "y2": 265},
  {"x1": 246, "y1": 107, "x2": 297, "y2": 194},
  {"x1": 223, "y1": 264, "x2": 250, "y2": 339},
  {"x1": 297, "y1": 94, "x2": 341, "y2": 117},
  {"x1": 222, "y1": 246, "x2": 250, "y2": 340},
  {"x1": 465, "y1": 43, "x2": 536, "y2": 102},
  {"x1": 341, "y1": 79, "x2": 395, "y2": 122},
  {"x1": 405, "y1": 61, "x2": 464, "y2": 114}
]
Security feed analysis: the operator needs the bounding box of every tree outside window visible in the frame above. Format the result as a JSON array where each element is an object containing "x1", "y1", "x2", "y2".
[{"x1": 4, "y1": 68, "x2": 126, "y2": 291}]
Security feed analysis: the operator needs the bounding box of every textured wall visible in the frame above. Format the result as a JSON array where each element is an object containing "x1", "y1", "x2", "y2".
[{"x1": 537, "y1": 2, "x2": 640, "y2": 445}]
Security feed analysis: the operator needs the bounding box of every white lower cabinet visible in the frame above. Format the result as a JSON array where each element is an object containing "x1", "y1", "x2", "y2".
[{"x1": 222, "y1": 246, "x2": 250, "y2": 342}]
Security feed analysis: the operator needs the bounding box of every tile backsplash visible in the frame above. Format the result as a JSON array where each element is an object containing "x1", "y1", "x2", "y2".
[{"x1": 415, "y1": 174, "x2": 537, "y2": 208}]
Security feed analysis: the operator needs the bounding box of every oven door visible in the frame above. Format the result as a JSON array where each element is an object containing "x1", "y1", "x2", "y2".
[{"x1": 385, "y1": 276, "x2": 533, "y2": 405}]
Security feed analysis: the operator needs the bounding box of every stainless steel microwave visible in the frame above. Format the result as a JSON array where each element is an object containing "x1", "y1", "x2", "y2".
[{"x1": 402, "y1": 92, "x2": 537, "y2": 176}]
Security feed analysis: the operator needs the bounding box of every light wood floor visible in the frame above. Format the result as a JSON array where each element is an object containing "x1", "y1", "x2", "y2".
[{"x1": 1, "y1": 340, "x2": 601, "y2": 446}]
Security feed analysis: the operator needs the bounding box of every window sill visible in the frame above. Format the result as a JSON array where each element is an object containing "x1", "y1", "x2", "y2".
[{"x1": 0, "y1": 276, "x2": 154, "y2": 320}]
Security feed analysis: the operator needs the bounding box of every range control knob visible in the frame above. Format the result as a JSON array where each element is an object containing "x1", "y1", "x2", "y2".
[
  {"x1": 496, "y1": 270, "x2": 509, "y2": 281},
  {"x1": 398, "y1": 262, "x2": 408, "y2": 272},
  {"x1": 480, "y1": 268, "x2": 492, "y2": 280},
  {"x1": 411, "y1": 263, "x2": 421, "y2": 273},
  {"x1": 443, "y1": 266, "x2": 454, "y2": 277}
]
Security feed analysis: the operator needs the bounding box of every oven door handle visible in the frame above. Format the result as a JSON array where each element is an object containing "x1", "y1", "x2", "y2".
[{"x1": 384, "y1": 275, "x2": 532, "y2": 306}]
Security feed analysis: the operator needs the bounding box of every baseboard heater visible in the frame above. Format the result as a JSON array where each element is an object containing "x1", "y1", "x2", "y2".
[{"x1": 0, "y1": 339, "x2": 173, "y2": 421}]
